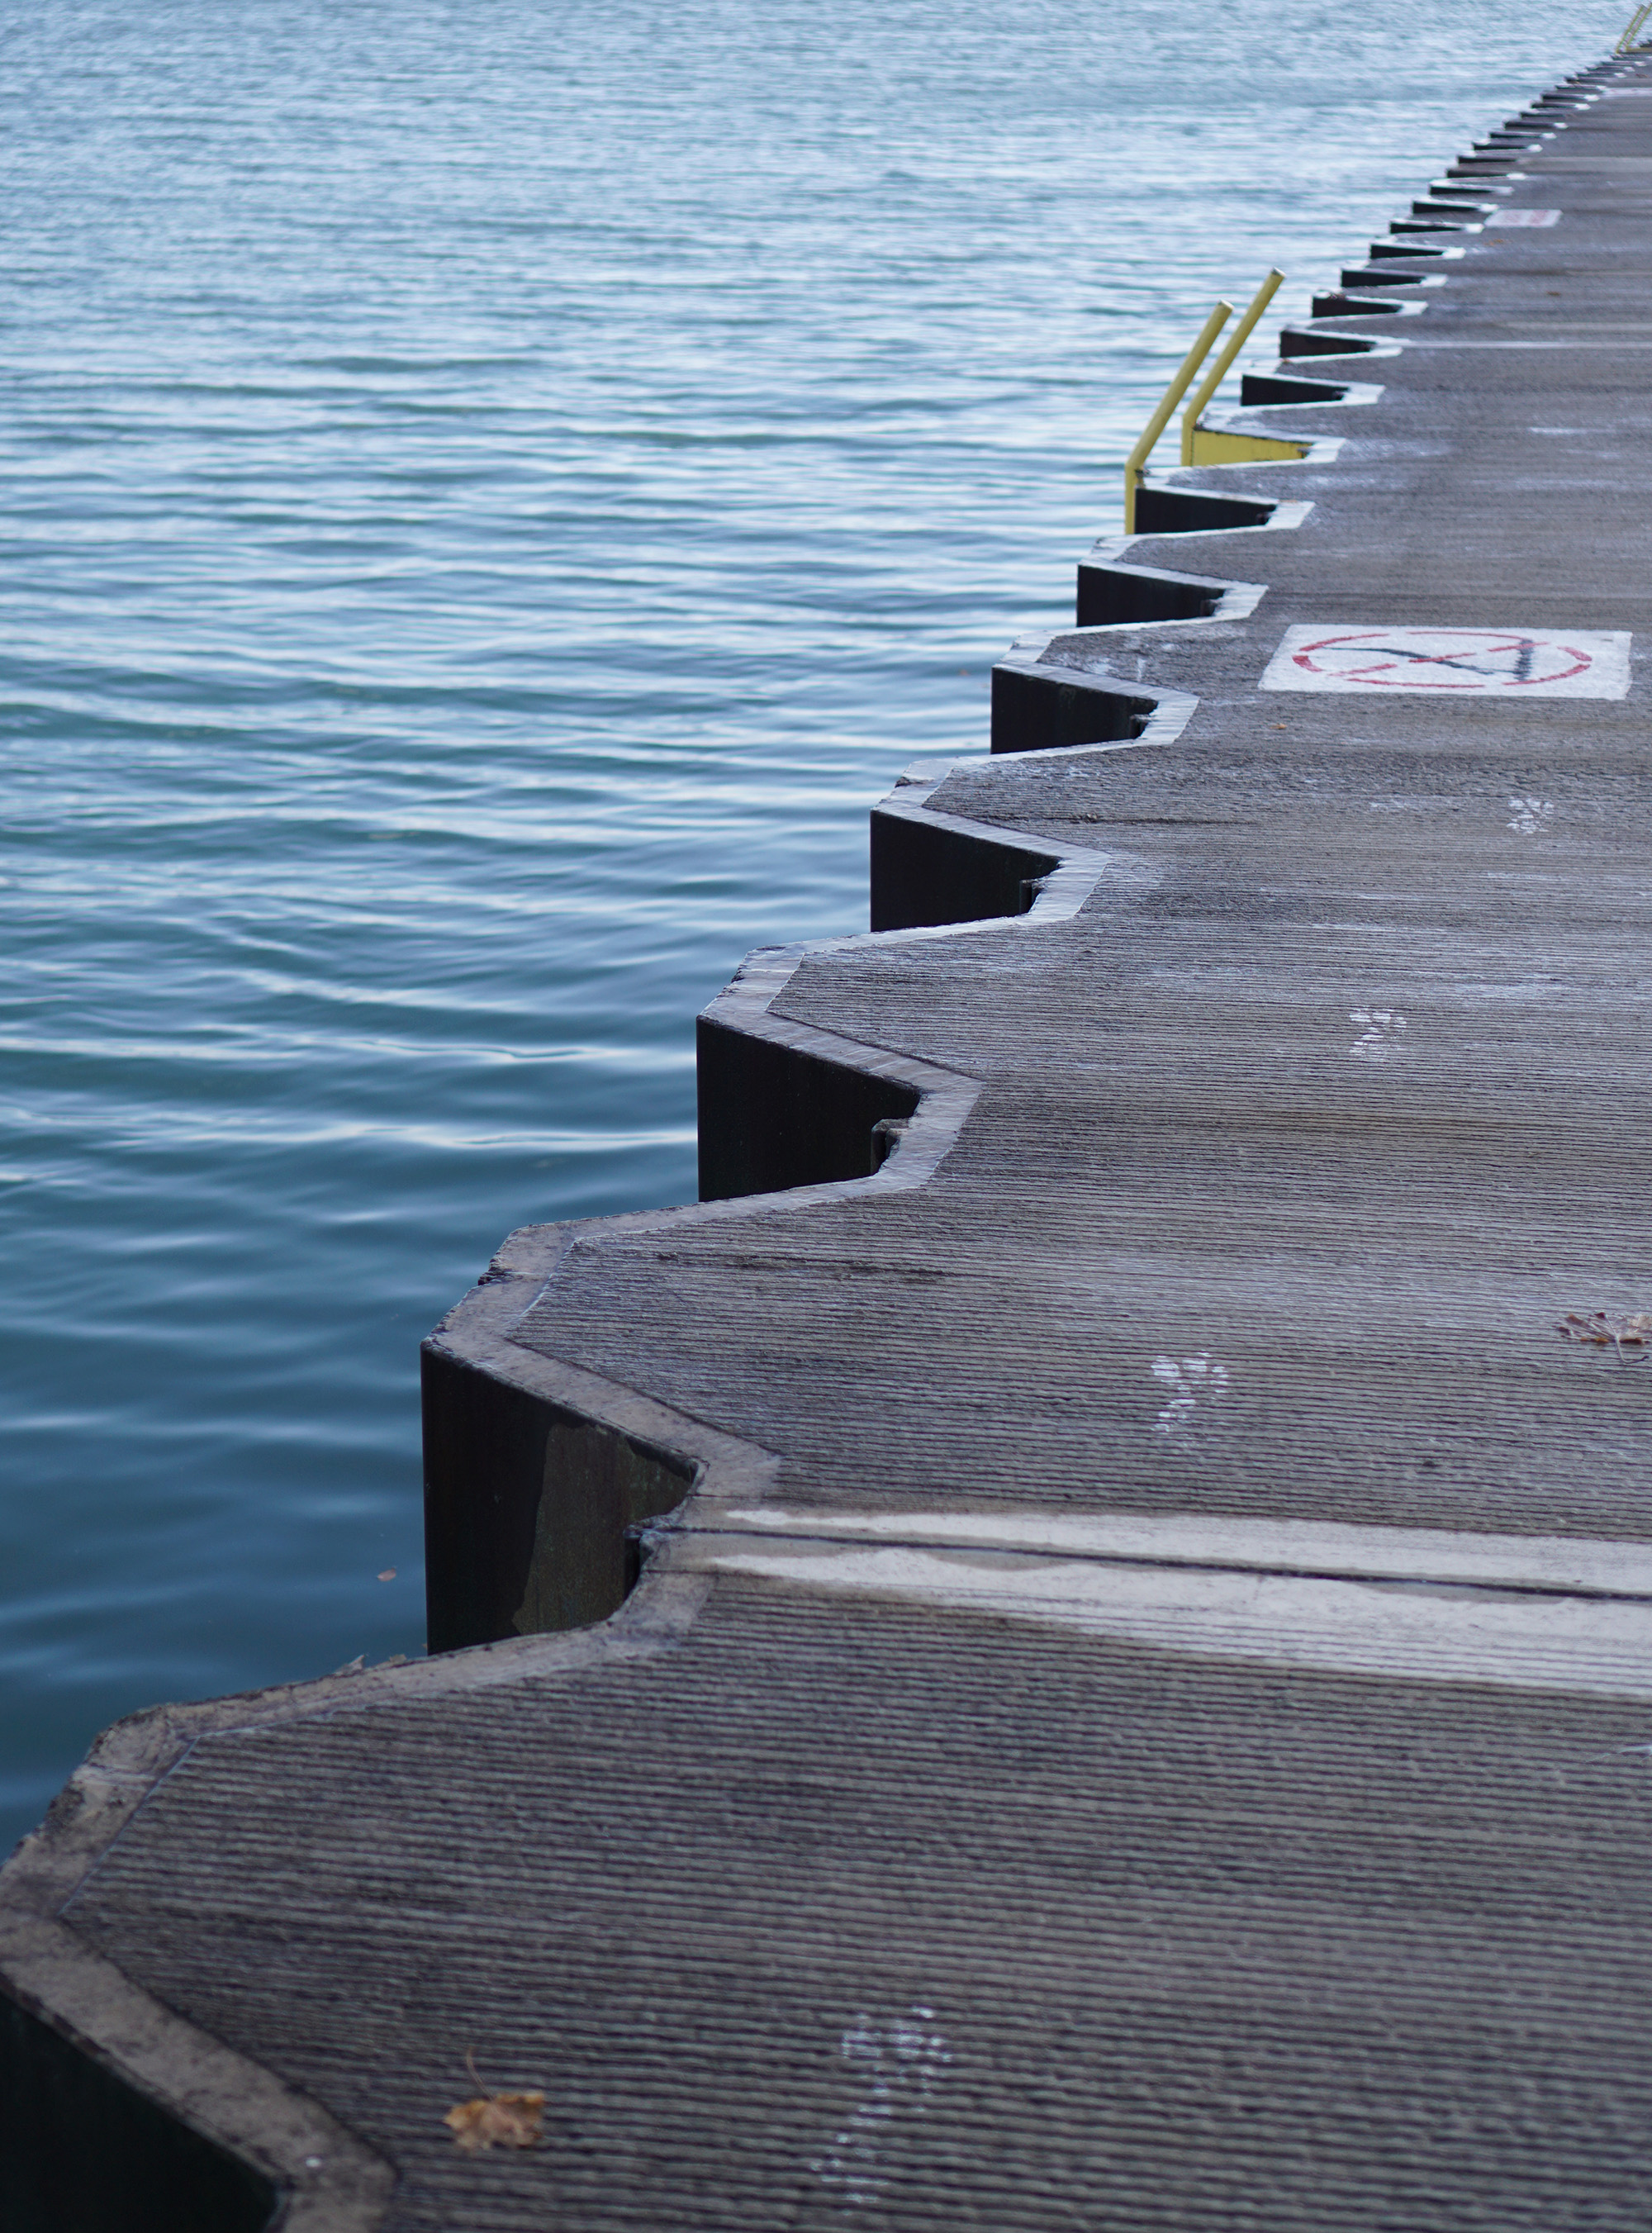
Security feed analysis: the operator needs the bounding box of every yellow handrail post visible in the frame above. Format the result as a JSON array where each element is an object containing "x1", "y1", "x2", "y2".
[
  {"x1": 1123, "y1": 301, "x2": 1232, "y2": 534},
  {"x1": 1619, "y1": 2, "x2": 1652, "y2": 51},
  {"x1": 1180, "y1": 268, "x2": 1286, "y2": 464}
]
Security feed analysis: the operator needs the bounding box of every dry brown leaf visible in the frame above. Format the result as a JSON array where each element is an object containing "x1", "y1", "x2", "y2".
[
  {"x1": 1556, "y1": 1311, "x2": 1652, "y2": 1355},
  {"x1": 443, "y1": 2091, "x2": 544, "y2": 2152}
]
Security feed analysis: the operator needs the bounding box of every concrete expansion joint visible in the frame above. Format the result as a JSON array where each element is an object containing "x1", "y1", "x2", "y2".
[
  {"x1": 675, "y1": 1504, "x2": 1652, "y2": 1611},
  {"x1": 655, "y1": 1510, "x2": 1652, "y2": 1705}
]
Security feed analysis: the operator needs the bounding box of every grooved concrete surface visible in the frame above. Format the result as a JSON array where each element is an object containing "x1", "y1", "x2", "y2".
[
  {"x1": 62, "y1": 1586, "x2": 1652, "y2": 2230},
  {"x1": 12, "y1": 54, "x2": 1652, "y2": 2233}
]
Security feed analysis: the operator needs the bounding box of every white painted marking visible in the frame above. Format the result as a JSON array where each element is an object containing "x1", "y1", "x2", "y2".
[
  {"x1": 1348, "y1": 1007, "x2": 1406, "y2": 1062},
  {"x1": 1260, "y1": 625, "x2": 1630, "y2": 698},
  {"x1": 1487, "y1": 207, "x2": 1561, "y2": 226},
  {"x1": 811, "y1": 2007, "x2": 949, "y2": 2205},
  {"x1": 719, "y1": 1507, "x2": 1652, "y2": 1599},
  {"x1": 706, "y1": 1542, "x2": 1652, "y2": 1700},
  {"x1": 1151, "y1": 1353, "x2": 1228, "y2": 1434},
  {"x1": 1508, "y1": 796, "x2": 1555, "y2": 834}
]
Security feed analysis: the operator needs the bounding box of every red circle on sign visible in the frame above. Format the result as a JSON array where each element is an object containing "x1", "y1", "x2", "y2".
[{"x1": 1289, "y1": 630, "x2": 1591, "y2": 689}]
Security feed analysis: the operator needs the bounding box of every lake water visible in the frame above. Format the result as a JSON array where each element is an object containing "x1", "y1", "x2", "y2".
[{"x1": 0, "y1": 0, "x2": 1614, "y2": 1850}]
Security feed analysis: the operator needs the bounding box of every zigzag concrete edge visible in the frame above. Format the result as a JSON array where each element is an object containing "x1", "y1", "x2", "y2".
[{"x1": 0, "y1": 50, "x2": 1625, "y2": 2226}]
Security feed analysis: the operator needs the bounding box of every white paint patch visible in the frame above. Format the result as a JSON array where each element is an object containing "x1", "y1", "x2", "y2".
[
  {"x1": 1151, "y1": 1353, "x2": 1228, "y2": 1434},
  {"x1": 1508, "y1": 796, "x2": 1555, "y2": 834},
  {"x1": 1487, "y1": 207, "x2": 1561, "y2": 226},
  {"x1": 1348, "y1": 1007, "x2": 1406, "y2": 1062},
  {"x1": 1260, "y1": 625, "x2": 1630, "y2": 698},
  {"x1": 705, "y1": 1541, "x2": 1652, "y2": 1700},
  {"x1": 811, "y1": 2007, "x2": 949, "y2": 2206}
]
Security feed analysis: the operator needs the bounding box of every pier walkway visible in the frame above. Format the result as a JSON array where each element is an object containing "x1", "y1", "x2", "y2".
[{"x1": 7, "y1": 50, "x2": 1652, "y2": 2233}]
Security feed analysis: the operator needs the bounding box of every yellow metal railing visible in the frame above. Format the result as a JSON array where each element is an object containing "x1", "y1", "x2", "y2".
[
  {"x1": 1180, "y1": 269, "x2": 1286, "y2": 463},
  {"x1": 1123, "y1": 301, "x2": 1231, "y2": 534},
  {"x1": 1618, "y1": 2, "x2": 1652, "y2": 51},
  {"x1": 1123, "y1": 272, "x2": 1305, "y2": 531}
]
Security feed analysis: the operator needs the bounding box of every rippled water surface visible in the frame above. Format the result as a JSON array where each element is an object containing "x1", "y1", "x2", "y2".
[{"x1": 0, "y1": 0, "x2": 1614, "y2": 1846}]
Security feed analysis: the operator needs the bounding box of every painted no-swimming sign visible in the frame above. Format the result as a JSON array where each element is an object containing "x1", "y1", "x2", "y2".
[{"x1": 1260, "y1": 625, "x2": 1631, "y2": 699}]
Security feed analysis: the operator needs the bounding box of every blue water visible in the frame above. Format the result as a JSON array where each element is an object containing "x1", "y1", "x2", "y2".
[{"x1": 0, "y1": 0, "x2": 1613, "y2": 1849}]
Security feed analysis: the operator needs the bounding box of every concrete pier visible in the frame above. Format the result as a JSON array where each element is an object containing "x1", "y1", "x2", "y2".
[{"x1": 7, "y1": 52, "x2": 1652, "y2": 2231}]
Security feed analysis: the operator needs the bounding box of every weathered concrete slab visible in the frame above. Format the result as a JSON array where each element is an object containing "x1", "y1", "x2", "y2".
[
  {"x1": 7, "y1": 50, "x2": 1652, "y2": 2233},
  {"x1": 47, "y1": 1577, "x2": 1652, "y2": 2228}
]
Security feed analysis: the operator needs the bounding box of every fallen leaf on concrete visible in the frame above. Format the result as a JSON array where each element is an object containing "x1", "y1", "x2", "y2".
[
  {"x1": 444, "y1": 2090, "x2": 544, "y2": 2152},
  {"x1": 444, "y1": 2053, "x2": 544, "y2": 2151},
  {"x1": 1557, "y1": 1311, "x2": 1652, "y2": 1356}
]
